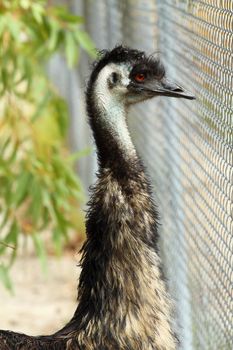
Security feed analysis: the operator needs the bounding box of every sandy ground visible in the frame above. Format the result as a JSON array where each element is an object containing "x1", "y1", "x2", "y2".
[{"x1": 0, "y1": 252, "x2": 80, "y2": 336}]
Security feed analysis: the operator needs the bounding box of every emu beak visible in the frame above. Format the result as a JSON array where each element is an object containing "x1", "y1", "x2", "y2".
[{"x1": 149, "y1": 78, "x2": 196, "y2": 100}]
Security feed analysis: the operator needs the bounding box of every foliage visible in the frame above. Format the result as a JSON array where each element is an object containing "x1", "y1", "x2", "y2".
[{"x1": 0, "y1": 0, "x2": 95, "y2": 290}]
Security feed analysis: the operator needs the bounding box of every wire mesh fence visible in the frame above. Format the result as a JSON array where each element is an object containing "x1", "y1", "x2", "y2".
[
  {"x1": 154, "y1": 2, "x2": 233, "y2": 349},
  {"x1": 63, "y1": 1, "x2": 233, "y2": 349}
]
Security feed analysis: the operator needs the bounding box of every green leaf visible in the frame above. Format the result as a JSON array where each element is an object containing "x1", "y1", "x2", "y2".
[
  {"x1": 32, "y1": 233, "x2": 47, "y2": 273},
  {"x1": 0, "y1": 264, "x2": 13, "y2": 293},
  {"x1": 20, "y1": 0, "x2": 30, "y2": 10},
  {"x1": 0, "y1": 221, "x2": 18, "y2": 265},
  {"x1": 6, "y1": 141, "x2": 19, "y2": 164},
  {"x1": 31, "y1": 89, "x2": 51, "y2": 122},
  {"x1": 31, "y1": 3, "x2": 45, "y2": 24},
  {"x1": 14, "y1": 171, "x2": 31, "y2": 207},
  {"x1": 51, "y1": 96, "x2": 69, "y2": 136},
  {"x1": 0, "y1": 16, "x2": 7, "y2": 37},
  {"x1": 48, "y1": 19, "x2": 60, "y2": 52},
  {"x1": 52, "y1": 227, "x2": 63, "y2": 256},
  {"x1": 41, "y1": 191, "x2": 56, "y2": 220},
  {"x1": 4, "y1": 221, "x2": 18, "y2": 248},
  {"x1": 30, "y1": 178, "x2": 43, "y2": 225},
  {"x1": 52, "y1": 201, "x2": 69, "y2": 234},
  {"x1": 74, "y1": 30, "x2": 96, "y2": 58},
  {"x1": 1, "y1": 68, "x2": 8, "y2": 92},
  {"x1": 0, "y1": 136, "x2": 11, "y2": 154},
  {"x1": 67, "y1": 147, "x2": 92, "y2": 163},
  {"x1": 7, "y1": 15, "x2": 21, "y2": 40},
  {"x1": 54, "y1": 6, "x2": 84, "y2": 24},
  {"x1": 0, "y1": 209, "x2": 10, "y2": 230},
  {"x1": 64, "y1": 31, "x2": 79, "y2": 68}
]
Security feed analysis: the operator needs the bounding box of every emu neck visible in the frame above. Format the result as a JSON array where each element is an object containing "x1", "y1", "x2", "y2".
[{"x1": 88, "y1": 94, "x2": 137, "y2": 170}]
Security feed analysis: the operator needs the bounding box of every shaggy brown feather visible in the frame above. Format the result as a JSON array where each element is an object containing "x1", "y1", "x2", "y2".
[{"x1": 0, "y1": 46, "x2": 185, "y2": 350}]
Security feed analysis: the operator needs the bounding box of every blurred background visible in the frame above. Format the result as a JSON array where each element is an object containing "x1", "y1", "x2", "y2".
[{"x1": 0, "y1": 1, "x2": 232, "y2": 350}]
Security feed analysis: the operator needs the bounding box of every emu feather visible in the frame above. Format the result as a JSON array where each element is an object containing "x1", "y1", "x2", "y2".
[{"x1": 0, "y1": 45, "x2": 195, "y2": 349}]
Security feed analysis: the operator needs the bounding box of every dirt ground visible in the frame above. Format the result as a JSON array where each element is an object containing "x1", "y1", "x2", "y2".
[{"x1": 0, "y1": 252, "x2": 80, "y2": 336}]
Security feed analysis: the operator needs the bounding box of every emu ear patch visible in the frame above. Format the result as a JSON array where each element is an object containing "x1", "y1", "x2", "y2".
[{"x1": 108, "y1": 72, "x2": 119, "y2": 88}]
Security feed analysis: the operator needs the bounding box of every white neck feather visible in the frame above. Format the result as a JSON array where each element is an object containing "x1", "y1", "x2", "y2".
[{"x1": 94, "y1": 64, "x2": 136, "y2": 158}]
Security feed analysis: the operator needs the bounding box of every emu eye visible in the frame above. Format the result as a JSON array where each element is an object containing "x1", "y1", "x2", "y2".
[
  {"x1": 134, "y1": 73, "x2": 145, "y2": 83},
  {"x1": 111, "y1": 72, "x2": 118, "y2": 84}
]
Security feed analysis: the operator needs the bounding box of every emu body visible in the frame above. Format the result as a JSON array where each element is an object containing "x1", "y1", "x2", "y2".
[{"x1": 0, "y1": 46, "x2": 195, "y2": 349}]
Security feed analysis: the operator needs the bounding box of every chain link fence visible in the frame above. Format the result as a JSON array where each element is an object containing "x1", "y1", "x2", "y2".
[
  {"x1": 56, "y1": 1, "x2": 233, "y2": 349},
  {"x1": 153, "y1": 2, "x2": 232, "y2": 350}
]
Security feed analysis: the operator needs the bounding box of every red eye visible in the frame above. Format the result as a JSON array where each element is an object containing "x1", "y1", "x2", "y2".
[{"x1": 134, "y1": 73, "x2": 145, "y2": 82}]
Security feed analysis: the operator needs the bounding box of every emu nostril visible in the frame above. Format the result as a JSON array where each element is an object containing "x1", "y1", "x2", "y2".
[
  {"x1": 172, "y1": 86, "x2": 183, "y2": 92},
  {"x1": 162, "y1": 80, "x2": 184, "y2": 92}
]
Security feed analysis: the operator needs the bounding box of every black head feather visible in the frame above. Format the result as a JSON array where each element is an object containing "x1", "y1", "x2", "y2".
[
  {"x1": 129, "y1": 54, "x2": 165, "y2": 81},
  {"x1": 89, "y1": 45, "x2": 165, "y2": 86}
]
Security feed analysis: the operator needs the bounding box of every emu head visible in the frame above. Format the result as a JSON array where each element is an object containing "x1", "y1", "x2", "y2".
[{"x1": 88, "y1": 45, "x2": 195, "y2": 109}]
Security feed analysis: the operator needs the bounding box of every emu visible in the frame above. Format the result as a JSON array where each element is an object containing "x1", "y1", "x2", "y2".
[{"x1": 0, "y1": 46, "x2": 195, "y2": 349}]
